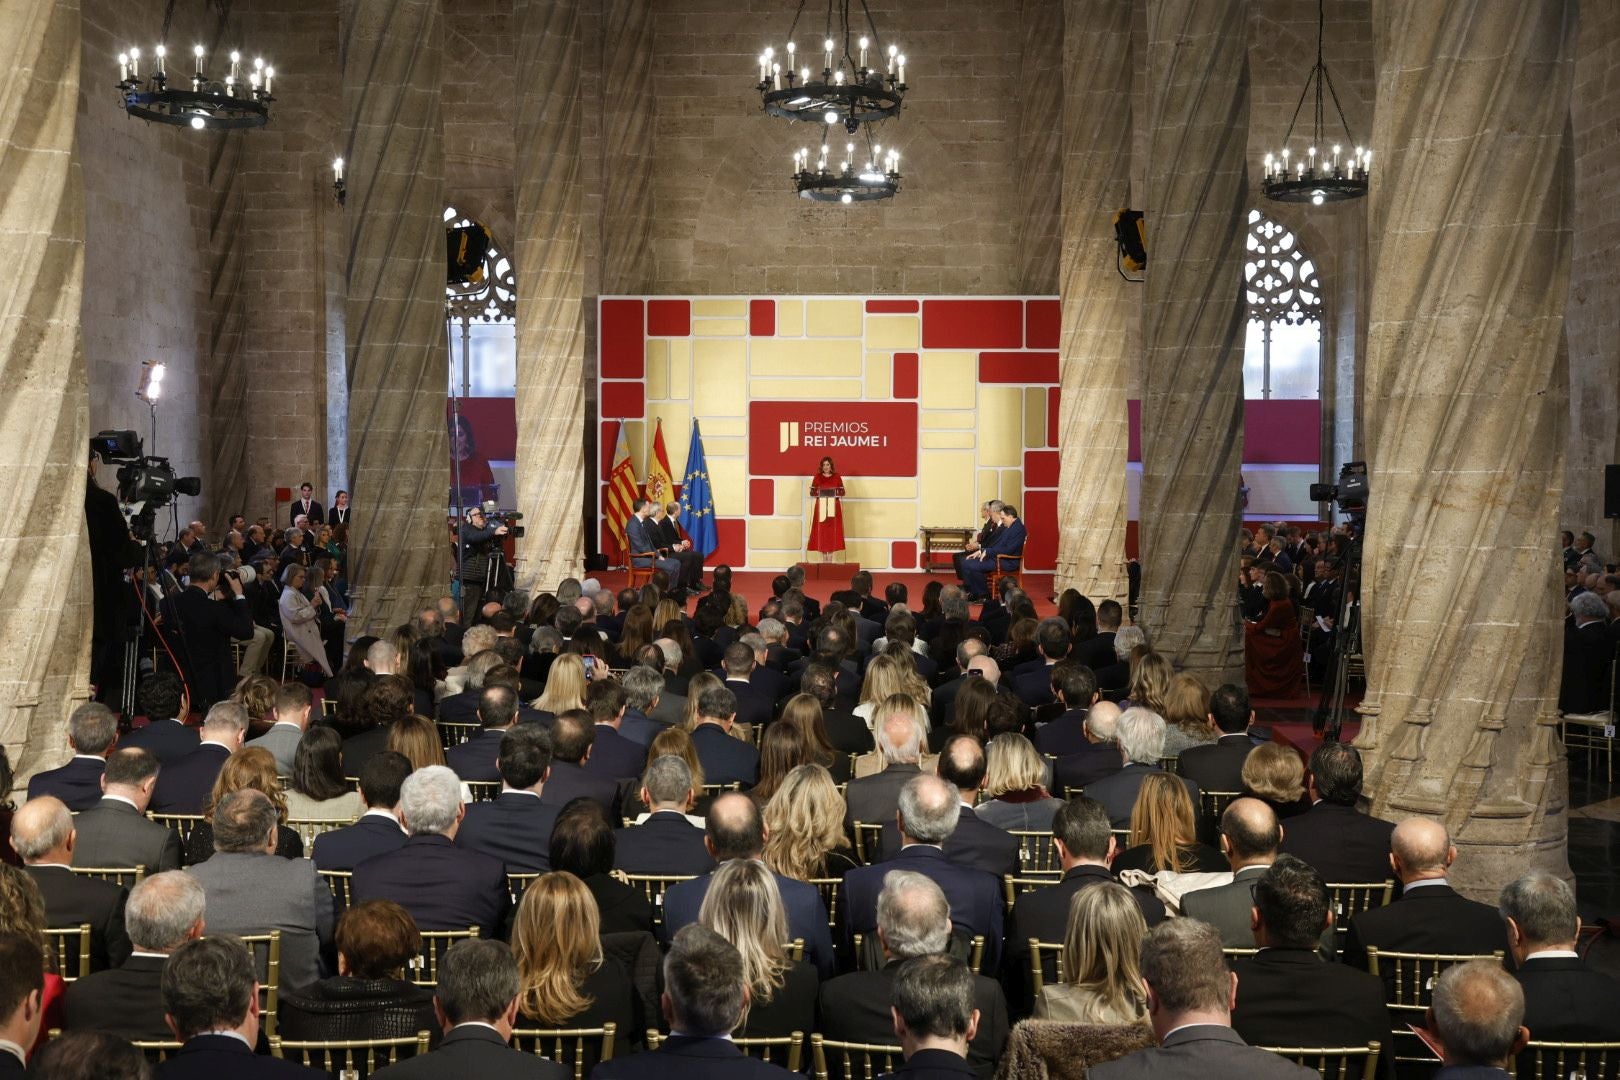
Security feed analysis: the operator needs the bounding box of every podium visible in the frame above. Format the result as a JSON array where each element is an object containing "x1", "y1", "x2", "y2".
[{"x1": 797, "y1": 560, "x2": 861, "y2": 581}]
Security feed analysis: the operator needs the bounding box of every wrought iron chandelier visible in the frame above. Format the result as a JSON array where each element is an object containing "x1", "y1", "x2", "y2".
[
  {"x1": 1260, "y1": 0, "x2": 1366, "y2": 206},
  {"x1": 790, "y1": 131, "x2": 900, "y2": 204},
  {"x1": 115, "y1": 2, "x2": 275, "y2": 131}
]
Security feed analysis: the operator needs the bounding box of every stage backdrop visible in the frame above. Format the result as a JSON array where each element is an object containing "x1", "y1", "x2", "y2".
[{"x1": 596, "y1": 296, "x2": 1322, "y2": 573}]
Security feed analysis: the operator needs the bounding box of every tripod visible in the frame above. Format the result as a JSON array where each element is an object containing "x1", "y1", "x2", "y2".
[{"x1": 1313, "y1": 528, "x2": 1363, "y2": 741}]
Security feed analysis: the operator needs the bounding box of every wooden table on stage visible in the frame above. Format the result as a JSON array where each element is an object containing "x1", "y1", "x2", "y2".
[{"x1": 919, "y1": 527, "x2": 974, "y2": 574}]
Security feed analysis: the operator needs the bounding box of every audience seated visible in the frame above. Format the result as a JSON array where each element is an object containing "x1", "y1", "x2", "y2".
[
  {"x1": 275, "y1": 898, "x2": 437, "y2": 1042},
  {"x1": 1158, "y1": 674, "x2": 1216, "y2": 759},
  {"x1": 341, "y1": 673, "x2": 412, "y2": 779},
  {"x1": 123, "y1": 672, "x2": 199, "y2": 765},
  {"x1": 70, "y1": 747, "x2": 182, "y2": 874},
  {"x1": 185, "y1": 788, "x2": 333, "y2": 990},
  {"x1": 1111, "y1": 772, "x2": 1225, "y2": 877},
  {"x1": 1180, "y1": 799, "x2": 1283, "y2": 945},
  {"x1": 591, "y1": 924, "x2": 797, "y2": 1080},
  {"x1": 435, "y1": 645, "x2": 502, "y2": 725},
  {"x1": 63, "y1": 870, "x2": 204, "y2": 1041},
  {"x1": 0, "y1": 867, "x2": 61, "y2": 1055},
  {"x1": 1034, "y1": 881, "x2": 1149, "y2": 1025},
  {"x1": 1425, "y1": 960, "x2": 1528, "y2": 1080},
  {"x1": 719, "y1": 642, "x2": 775, "y2": 730},
  {"x1": 244, "y1": 683, "x2": 311, "y2": 776},
  {"x1": 550, "y1": 799, "x2": 655, "y2": 937},
  {"x1": 510, "y1": 871, "x2": 639, "y2": 1035},
  {"x1": 1343, "y1": 819, "x2": 1509, "y2": 970},
  {"x1": 585, "y1": 681, "x2": 653, "y2": 780},
  {"x1": 185, "y1": 748, "x2": 304, "y2": 864},
  {"x1": 690, "y1": 685, "x2": 761, "y2": 787},
  {"x1": 1087, "y1": 919, "x2": 1316, "y2": 1080},
  {"x1": 151, "y1": 701, "x2": 249, "y2": 815},
  {"x1": 455, "y1": 725, "x2": 560, "y2": 873},
  {"x1": 445, "y1": 684, "x2": 521, "y2": 783},
  {"x1": 698, "y1": 858, "x2": 818, "y2": 1038},
  {"x1": 975, "y1": 733, "x2": 1062, "y2": 832},
  {"x1": 761, "y1": 764, "x2": 859, "y2": 880},
  {"x1": 1239, "y1": 743, "x2": 1312, "y2": 821},
  {"x1": 1175, "y1": 684, "x2": 1258, "y2": 795},
  {"x1": 27, "y1": 703, "x2": 119, "y2": 811},
  {"x1": 1499, "y1": 871, "x2": 1620, "y2": 1046},
  {"x1": 886, "y1": 954, "x2": 985, "y2": 1080},
  {"x1": 541, "y1": 709, "x2": 625, "y2": 817},
  {"x1": 618, "y1": 666, "x2": 673, "y2": 746},
  {"x1": 878, "y1": 735, "x2": 1018, "y2": 878},
  {"x1": 1276, "y1": 743, "x2": 1395, "y2": 884},
  {"x1": 27, "y1": 1029, "x2": 149, "y2": 1080},
  {"x1": 155, "y1": 936, "x2": 325, "y2": 1078},
  {"x1": 1092, "y1": 625, "x2": 1143, "y2": 698},
  {"x1": 352, "y1": 765, "x2": 510, "y2": 938},
  {"x1": 615, "y1": 755, "x2": 715, "y2": 876},
  {"x1": 1031, "y1": 665, "x2": 1100, "y2": 758},
  {"x1": 1082, "y1": 708, "x2": 1201, "y2": 830},
  {"x1": 801, "y1": 664, "x2": 874, "y2": 756},
  {"x1": 1050, "y1": 701, "x2": 1125, "y2": 795},
  {"x1": 12, "y1": 796, "x2": 132, "y2": 971},
  {"x1": 845, "y1": 698, "x2": 932, "y2": 829},
  {"x1": 1008, "y1": 619, "x2": 1070, "y2": 708},
  {"x1": 311, "y1": 751, "x2": 411, "y2": 872}
]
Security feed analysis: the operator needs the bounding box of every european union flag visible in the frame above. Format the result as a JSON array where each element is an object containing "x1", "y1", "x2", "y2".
[{"x1": 677, "y1": 421, "x2": 719, "y2": 557}]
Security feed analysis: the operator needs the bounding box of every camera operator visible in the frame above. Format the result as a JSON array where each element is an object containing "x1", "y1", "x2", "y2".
[
  {"x1": 172, "y1": 550, "x2": 256, "y2": 712},
  {"x1": 86, "y1": 455, "x2": 142, "y2": 706},
  {"x1": 457, "y1": 506, "x2": 508, "y2": 620}
]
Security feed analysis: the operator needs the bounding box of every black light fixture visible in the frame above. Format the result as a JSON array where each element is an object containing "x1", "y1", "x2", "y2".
[
  {"x1": 788, "y1": 130, "x2": 900, "y2": 203},
  {"x1": 115, "y1": 3, "x2": 274, "y2": 131},
  {"x1": 1260, "y1": 0, "x2": 1367, "y2": 206}
]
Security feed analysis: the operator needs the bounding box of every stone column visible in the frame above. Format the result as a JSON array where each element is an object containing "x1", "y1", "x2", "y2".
[
  {"x1": 1135, "y1": 0, "x2": 1249, "y2": 684},
  {"x1": 599, "y1": 0, "x2": 653, "y2": 294},
  {"x1": 512, "y1": 0, "x2": 586, "y2": 590},
  {"x1": 204, "y1": 131, "x2": 249, "y2": 516},
  {"x1": 1356, "y1": 0, "x2": 1577, "y2": 897},
  {"x1": 0, "y1": 0, "x2": 90, "y2": 785},
  {"x1": 1052, "y1": 0, "x2": 1132, "y2": 604},
  {"x1": 341, "y1": 0, "x2": 449, "y2": 638},
  {"x1": 1014, "y1": 0, "x2": 1062, "y2": 293}
]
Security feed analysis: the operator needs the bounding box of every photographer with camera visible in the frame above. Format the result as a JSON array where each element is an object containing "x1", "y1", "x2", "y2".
[
  {"x1": 172, "y1": 550, "x2": 255, "y2": 711},
  {"x1": 458, "y1": 506, "x2": 509, "y2": 621}
]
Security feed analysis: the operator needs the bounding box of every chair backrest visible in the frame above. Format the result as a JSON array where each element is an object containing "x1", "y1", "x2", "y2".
[
  {"x1": 318, "y1": 869, "x2": 353, "y2": 910},
  {"x1": 808, "y1": 878, "x2": 843, "y2": 930},
  {"x1": 131, "y1": 1039, "x2": 186, "y2": 1063},
  {"x1": 648, "y1": 1030, "x2": 804, "y2": 1072},
  {"x1": 227, "y1": 930, "x2": 283, "y2": 1038},
  {"x1": 508, "y1": 871, "x2": 541, "y2": 902},
  {"x1": 812, "y1": 1034, "x2": 904, "y2": 1080},
  {"x1": 700, "y1": 782, "x2": 743, "y2": 798},
  {"x1": 45, "y1": 923, "x2": 92, "y2": 981},
  {"x1": 610, "y1": 871, "x2": 695, "y2": 928},
  {"x1": 851, "y1": 822, "x2": 883, "y2": 863},
  {"x1": 464, "y1": 780, "x2": 502, "y2": 803},
  {"x1": 150, "y1": 813, "x2": 205, "y2": 843},
  {"x1": 1366, "y1": 948, "x2": 1504, "y2": 1068},
  {"x1": 1521, "y1": 1040, "x2": 1620, "y2": 1080},
  {"x1": 1257, "y1": 1042, "x2": 1381, "y2": 1080},
  {"x1": 408, "y1": 927, "x2": 482, "y2": 987},
  {"x1": 786, "y1": 938, "x2": 805, "y2": 962},
  {"x1": 1027, "y1": 938, "x2": 1066, "y2": 995},
  {"x1": 1157, "y1": 756, "x2": 1180, "y2": 774},
  {"x1": 69, "y1": 865, "x2": 146, "y2": 889},
  {"x1": 287, "y1": 817, "x2": 356, "y2": 849},
  {"x1": 1198, "y1": 790, "x2": 1243, "y2": 823},
  {"x1": 438, "y1": 721, "x2": 480, "y2": 750},
  {"x1": 1010, "y1": 830, "x2": 1060, "y2": 874},
  {"x1": 1326, "y1": 881, "x2": 1395, "y2": 946},
  {"x1": 1222, "y1": 947, "x2": 1259, "y2": 959},
  {"x1": 1003, "y1": 874, "x2": 1063, "y2": 911},
  {"x1": 509, "y1": 1022, "x2": 618, "y2": 1080},
  {"x1": 269, "y1": 1032, "x2": 431, "y2": 1077},
  {"x1": 321, "y1": 697, "x2": 339, "y2": 718}
]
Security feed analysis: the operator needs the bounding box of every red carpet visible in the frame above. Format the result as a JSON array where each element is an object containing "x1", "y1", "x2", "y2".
[{"x1": 602, "y1": 568, "x2": 1062, "y2": 617}]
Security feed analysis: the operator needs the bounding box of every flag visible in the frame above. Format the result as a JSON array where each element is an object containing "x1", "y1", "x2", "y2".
[
  {"x1": 678, "y1": 421, "x2": 719, "y2": 557},
  {"x1": 604, "y1": 425, "x2": 639, "y2": 558},
  {"x1": 645, "y1": 418, "x2": 675, "y2": 509}
]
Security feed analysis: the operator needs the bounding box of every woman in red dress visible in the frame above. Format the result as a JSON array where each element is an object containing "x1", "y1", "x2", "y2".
[
  {"x1": 1245, "y1": 570, "x2": 1308, "y2": 699},
  {"x1": 807, "y1": 456, "x2": 846, "y2": 559}
]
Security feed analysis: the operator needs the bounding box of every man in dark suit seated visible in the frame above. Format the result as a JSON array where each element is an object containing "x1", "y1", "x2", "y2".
[
  {"x1": 435, "y1": 649, "x2": 503, "y2": 726},
  {"x1": 1082, "y1": 707, "x2": 1201, "y2": 829},
  {"x1": 618, "y1": 666, "x2": 674, "y2": 746},
  {"x1": 1229, "y1": 857, "x2": 1394, "y2": 1080},
  {"x1": 1177, "y1": 684, "x2": 1262, "y2": 796},
  {"x1": 719, "y1": 643, "x2": 775, "y2": 730},
  {"x1": 71, "y1": 748, "x2": 182, "y2": 874},
  {"x1": 953, "y1": 501, "x2": 1002, "y2": 584},
  {"x1": 540, "y1": 710, "x2": 625, "y2": 816},
  {"x1": 1425, "y1": 961, "x2": 1530, "y2": 1080},
  {"x1": 930, "y1": 638, "x2": 989, "y2": 731},
  {"x1": 456, "y1": 726, "x2": 560, "y2": 873},
  {"x1": 961, "y1": 505, "x2": 1027, "y2": 602},
  {"x1": 877, "y1": 735, "x2": 1018, "y2": 879},
  {"x1": 26, "y1": 702, "x2": 119, "y2": 811},
  {"x1": 64, "y1": 870, "x2": 205, "y2": 1040},
  {"x1": 352, "y1": 765, "x2": 511, "y2": 938},
  {"x1": 311, "y1": 751, "x2": 411, "y2": 872},
  {"x1": 885, "y1": 955, "x2": 988, "y2": 1080},
  {"x1": 819, "y1": 873, "x2": 1008, "y2": 1079},
  {"x1": 446, "y1": 684, "x2": 521, "y2": 783},
  {"x1": 1049, "y1": 701, "x2": 1125, "y2": 796},
  {"x1": 615, "y1": 755, "x2": 715, "y2": 876},
  {"x1": 151, "y1": 700, "x2": 248, "y2": 814},
  {"x1": 1088, "y1": 920, "x2": 1317, "y2": 1080},
  {"x1": 1499, "y1": 871, "x2": 1620, "y2": 1049},
  {"x1": 0, "y1": 933, "x2": 43, "y2": 1076},
  {"x1": 592, "y1": 924, "x2": 796, "y2": 1080},
  {"x1": 122, "y1": 672, "x2": 199, "y2": 766},
  {"x1": 154, "y1": 936, "x2": 326, "y2": 1078},
  {"x1": 1560, "y1": 592, "x2": 1614, "y2": 714},
  {"x1": 803, "y1": 663, "x2": 874, "y2": 757},
  {"x1": 845, "y1": 703, "x2": 928, "y2": 830},
  {"x1": 1031, "y1": 664, "x2": 1099, "y2": 758},
  {"x1": 1343, "y1": 818, "x2": 1509, "y2": 971},
  {"x1": 1277, "y1": 742, "x2": 1396, "y2": 886},
  {"x1": 1181, "y1": 799, "x2": 1283, "y2": 948},
  {"x1": 627, "y1": 498, "x2": 682, "y2": 587},
  {"x1": 12, "y1": 796, "x2": 132, "y2": 971},
  {"x1": 660, "y1": 793, "x2": 835, "y2": 977},
  {"x1": 690, "y1": 686, "x2": 760, "y2": 788},
  {"x1": 371, "y1": 939, "x2": 567, "y2": 1079},
  {"x1": 1010, "y1": 619, "x2": 1072, "y2": 707},
  {"x1": 584, "y1": 681, "x2": 652, "y2": 780},
  {"x1": 1072, "y1": 601, "x2": 1121, "y2": 671},
  {"x1": 843, "y1": 774, "x2": 1005, "y2": 973},
  {"x1": 1092, "y1": 625, "x2": 1142, "y2": 698}
]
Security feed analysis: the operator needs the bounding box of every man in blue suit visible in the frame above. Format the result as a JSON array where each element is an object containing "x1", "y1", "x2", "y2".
[
  {"x1": 843, "y1": 773, "x2": 1005, "y2": 973},
  {"x1": 446, "y1": 685, "x2": 520, "y2": 783},
  {"x1": 27, "y1": 702, "x2": 119, "y2": 811},
  {"x1": 614, "y1": 756, "x2": 714, "y2": 876},
  {"x1": 660, "y1": 793, "x2": 835, "y2": 978},
  {"x1": 961, "y1": 506, "x2": 1027, "y2": 602},
  {"x1": 626, "y1": 498, "x2": 681, "y2": 582},
  {"x1": 584, "y1": 681, "x2": 651, "y2": 780},
  {"x1": 122, "y1": 672, "x2": 198, "y2": 766},
  {"x1": 311, "y1": 752, "x2": 410, "y2": 872},
  {"x1": 689, "y1": 686, "x2": 759, "y2": 787},
  {"x1": 456, "y1": 726, "x2": 560, "y2": 874}
]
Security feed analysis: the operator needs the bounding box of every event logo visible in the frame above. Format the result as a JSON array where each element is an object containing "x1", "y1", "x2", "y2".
[{"x1": 750, "y1": 402, "x2": 918, "y2": 477}]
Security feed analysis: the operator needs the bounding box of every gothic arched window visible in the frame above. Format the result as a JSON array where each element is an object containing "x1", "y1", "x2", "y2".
[
  {"x1": 1243, "y1": 209, "x2": 1321, "y2": 400},
  {"x1": 445, "y1": 207, "x2": 517, "y2": 398}
]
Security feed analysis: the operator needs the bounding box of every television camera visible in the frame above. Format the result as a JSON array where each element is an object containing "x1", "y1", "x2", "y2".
[
  {"x1": 476, "y1": 500, "x2": 526, "y2": 540},
  {"x1": 91, "y1": 429, "x2": 202, "y2": 541},
  {"x1": 1309, "y1": 461, "x2": 1368, "y2": 521}
]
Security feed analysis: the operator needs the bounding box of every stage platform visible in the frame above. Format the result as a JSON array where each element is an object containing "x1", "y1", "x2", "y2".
[{"x1": 602, "y1": 568, "x2": 1062, "y2": 617}]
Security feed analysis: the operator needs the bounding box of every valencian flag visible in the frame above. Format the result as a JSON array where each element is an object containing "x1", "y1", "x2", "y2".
[
  {"x1": 604, "y1": 425, "x2": 639, "y2": 559},
  {"x1": 678, "y1": 421, "x2": 719, "y2": 557},
  {"x1": 645, "y1": 418, "x2": 675, "y2": 508}
]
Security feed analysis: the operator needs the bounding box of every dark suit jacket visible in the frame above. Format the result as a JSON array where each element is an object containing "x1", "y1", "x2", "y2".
[
  {"x1": 151, "y1": 742, "x2": 232, "y2": 814},
  {"x1": 171, "y1": 585, "x2": 256, "y2": 709},
  {"x1": 1513, "y1": 954, "x2": 1620, "y2": 1043},
  {"x1": 352, "y1": 834, "x2": 511, "y2": 936},
  {"x1": 1230, "y1": 947, "x2": 1395, "y2": 1080},
  {"x1": 882, "y1": 1049, "x2": 981, "y2": 1080},
  {"x1": 1051, "y1": 741, "x2": 1123, "y2": 795},
  {"x1": 876, "y1": 812, "x2": 1019, "y2": 879},
  {"x1": 663, "y1": 865, "x2": 835, "y2": 978},
  {"x1": 1181, "y1": 865, "x2": 1270, "y2": 948},
  {"x1": 62, "y1": 952, "x2": 171, "y2": 1040},
  {"x1": 156, "y1": 1034, "x2": 327, "y2": 1079},
  {"x1": 456, "y1": 791, "x2": 560, "y2": 873},
  {"x1": 26, "y1": 756, "x2": 107, "y2": 811},
  {"x1": 1277, "y1": 802, "x2": 1396, "y2": 885},
  {"x1": 1084, "y1": 763, "x2": 1201, "y2": 829},
  {"x1": 691, "y1": 723, "x2": 761, "y2": 787},
  {"x1": 541, "y1": 761, "x2": 624, "y2": 817},
  {"x1": 311, "y1": 812, "x2": 408, "y2": 872},
  {"x1": 824, "y1": 708, "x2": 876, "y2": 756},
  {"x1": 436, "y1": 688, "x2": 482, "y2": 725},
  {"x1": 446, "y1": 728, "x2": 507, "y2": 782},
  {"x1": 1177, "y1": 733, "x2": 1260, "y2": 795},
  {"x1": 587, "y1": 873, "x2": 655, "y2": 936},
  {"x1": 342, "y1": 724, "x2": 394, "y2": 779},
  {"x1": 619, "y1": 707, "x2": 671, "y2": 747},
  {"x1": 1560, "y1": 620, "x2": 1614, "y2": 714},
  {"x1": 1073, "y1": 633, "x2": 1117, "y2": 671},
  {"x1": 613, "y1": 811, "x2": 716, "y2": 876},
  {"x1": 1032, "y1": 708, "x2": 1091, "y2": 757},
  {"x1": 587, "y1": 725, "x2": 649, "y2": 780},
  {"x1": 820, "y1": 968, "x2": 1008, "y2": 1079},
  {"x1": 1011, "y1": 662, "x2": 1059, "y2": 707},
  {"x1": 25, "y1": 864, "x2": 132, "y2": 970},
  {"x1": 121, "y1": 718, "x2": 201, "y2": 765},
  {"x1": 843, "y1": 845, "x2": 1003, "y2": 971},
  {"x1": 722, "y1": 679, "x2": 776, "y2": 729},
  {"x1": 290, "y1": 499, "x2": 325, "y2": 526},
  {"x1": 1343, "y1": 882, "x2": 1510, "y2": 971},
  {"x1": 1005, "y1": 862, "x2": 1163, "y2": 1001},
  {"x1": 590, "y1": 1033, "x2": 799, "y2": 1080},
  {"x1": 372, "y1": 1024, "x2": 568, "y2": 1080},
  {"x1": 844, "y1": 763, "x2": 922, "y2": 829},
  {"x1": 737, "y1": 958, "x2": 819, "y2": 1040},
  {"x1": 71, "y1": 797, "x2": 183, "y2": 873},
  {"x1": 1088, "y1": 1023, "x2": 1318, "y2": 1080}
]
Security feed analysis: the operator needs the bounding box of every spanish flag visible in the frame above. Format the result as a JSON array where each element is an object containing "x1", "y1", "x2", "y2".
[{"x1": 645, "y1": 418, "x2": 676, "y2": 509}]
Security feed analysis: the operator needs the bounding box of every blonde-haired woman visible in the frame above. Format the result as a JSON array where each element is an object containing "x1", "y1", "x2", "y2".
[
  {"x1": 1242, "y1": 742, "x2": 1311, "y2": 819},
  {"x1": 976, "y1": 733, "x2": 1061, "y2": 832},
  {"x1": 1111, "y1": 772, "x2": 1223, "y2": 875},
  {"x1": 854, "y1": 653, "x2": 931, "y2": 727},
  {"x1": 697, "y1": 858, "x2": 818, "y2": 1037},
  {"x1": 534, "y1": 653, "x2": 589, "y2": 715},
  {"x1": 623, "y1": 725, "x2": 706, "y2": 824},
  {"x1": 763, "y1": 765, "x2": 858, "y2": 879},
  {"x1": 187, "y1": 746, "x2": 303, "y2": 864},
  {"x1": 1159, "y1": 673, "x2": 1214, "y2": 758},
  {"x1": 1034, "y1": 882, "x2": 1150, "y2": 1024},
  {"x1": 1124, "y1": 651, "x2": 1174, "y2": 716},
  {"x1": 681, "y1": 672, "x2": 724, "y2": 731},
  {"x1": 511, "y1": 872, "x2": 639, "y2": 1041}
]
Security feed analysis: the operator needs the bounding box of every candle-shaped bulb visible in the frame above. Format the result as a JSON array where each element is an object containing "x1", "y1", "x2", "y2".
[
  {"x1": 786, "y1": 41, "x2": 796, "y2": 57},
  {"x1": 1281, "y1": 147, "x2": 1289, "y2": 160},
  {"x1": 845, "y1": 141, "x2": 854, "y2": 155},
  {"x1": 1308, "y1": 146, "x2": 1315, "y2": 158},
  {"x1": 824, "y1": 109, "x2": 837, "y2": 125},
  {"x1": 118, "y1": 51, "x2": 130, "y2": 81},
  {"x1": 253, "y1": 56, "x2": 264, "y2": 70},
  {"x1": 193, "y1": 43, "x2": 204, "y2": 76},
  {"x1": 154, "y1": 44, "x2": 166, "y2": 76},
  {"x1": 1332, "y1": 143, "x2": 1341, "y2": 156},
  {"x1": 230, "y1": 50, "x2": 241, "y2": 64},
  {"x1": 801, "y1": 67, "x2": 808, "y2": 83},
  {"x1": 129, "y1": 46, "x2": 140, "y2": 77},
  {"x1": 858, "y1": 36, "x2": 868, "y2": 67},
  {"x1": 333, "y1": 157, "x2": 344, "y2": 180},
  {"x1": 263, "y1": 65, "x2": 273, "y2": 93},
  {"x1": 824, "y1": 38, "x2": 834, "y2": 71},
  {"x1": 772, "y1": 62, "x2": 781, "y2": 89},
  {"x1": 897, "y1": 54, "x2": 905, "y2": 82},
  {"x1": 834, "y1": 69, "x2": 843, "y2": 85}
]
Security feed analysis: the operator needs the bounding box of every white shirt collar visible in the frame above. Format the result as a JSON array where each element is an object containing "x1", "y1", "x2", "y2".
[
  {"x1": 73, "y1": 754, "x2": 105, "y2": 763},
  {"x1": 0, "y1": 1039, "x2": 26, "y2": 1066},
  {"x1": 1404, "y1": 878, "x2": 1449, "y2": 890},
  {"x1": 103, "y1": 793, "x2": 142, "y2": 811},
  {"x1": 670, "y1": 1030, "x2": 734, "y2": 1042},
  {"x1": 130, "y1": 950, "x2": 172, "y2": 959},
  {"x1": 196, "y1": 1030, "x2": 253, "y2": 1047},
  {"x1": 452, "y1": 1021, "x2": 506, "y2": 1037},
  {"x1": 270, "y1": 720, "x2": 303, "y2": 731},
  {"x1": 1526, "y1": 949, "x2": 1580, "y2": 960},
  {"x1": 31, "y1": 862, "x2": 71, "y2": 870},
  {"x1": 200, "y1": 739, "x2": 235, "y2": 751},
  {"x1": 1162, "y1": 1023, "x2": 1230, "y2": 1040},
  {"x1": 361, "y1": 809, "x2": 407, "y2": 832},
  {"x1": 501, "y1": 788, "x2": 542, "y2": 799}
]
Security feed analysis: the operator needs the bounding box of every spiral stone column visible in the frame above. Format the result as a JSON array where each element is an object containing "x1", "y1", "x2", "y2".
[
  {"x1": 1135, "y1": 0, "x2": 1248, "y2": 684},
  {"x1": 600, "y1": 0, "x2": 653, "y2": 294},
  {"x1": 204, "y1": 131, "x2": 249, "y2": 516},
  {"x1": 1014, "y1": 0, "x2": 1061, "y2": 293},
  {"x1": 512, "y1": 0, "x2": 586, "y2": 590},
  {"x1": 1052, "y1": 0, "x2": 1131, "y2": 604},
  {"x1": 340, "y1": 0, "x2": 450, "y2": 638},
  {"x1": 0, "y1": 0, "x2": 91, "y2": 786},
  {"x1": 1356, "y1": 0, "x2": 1577, "y2": 897}
]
